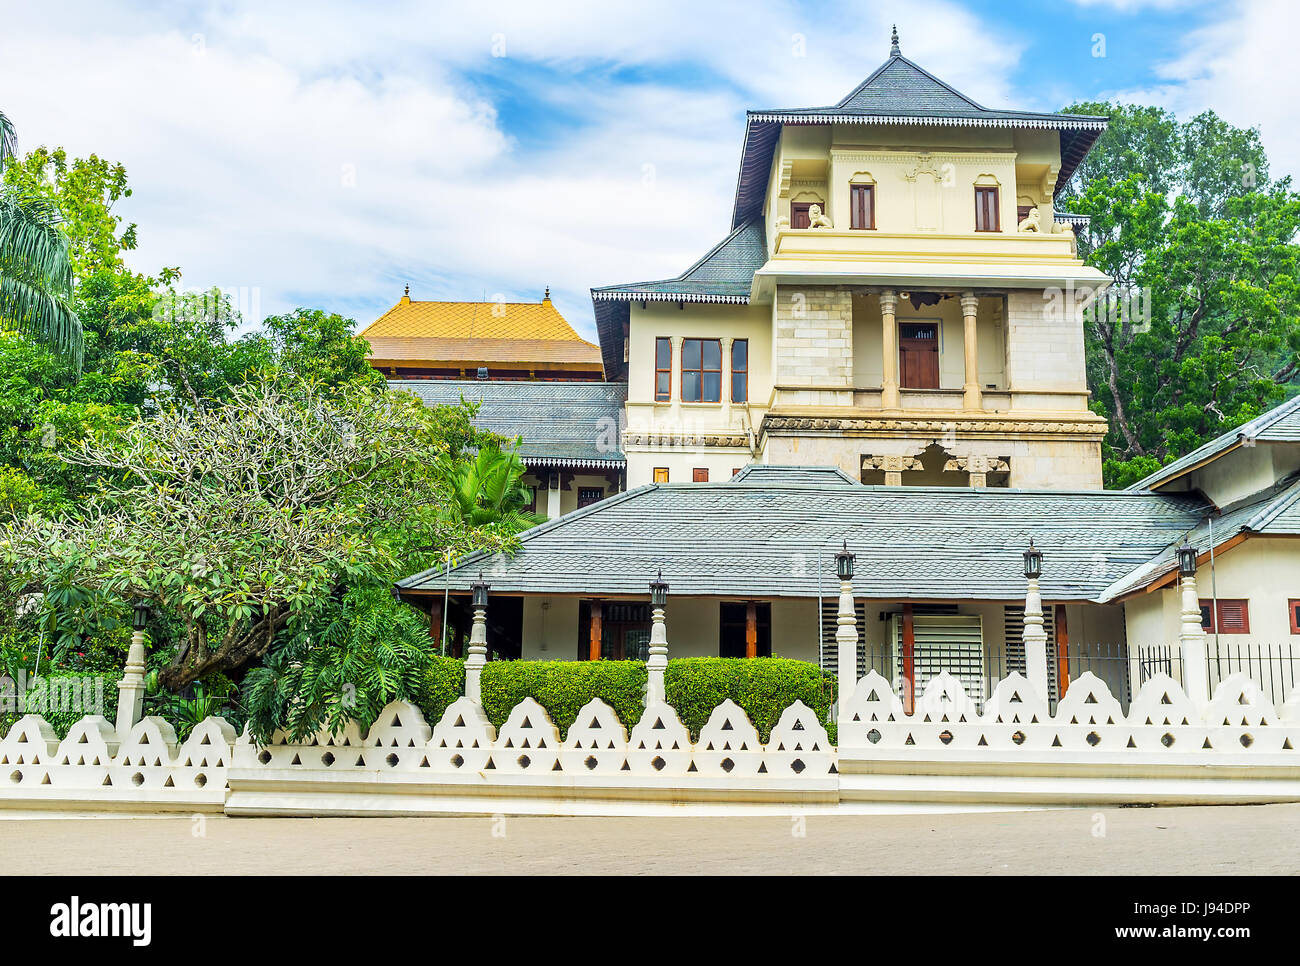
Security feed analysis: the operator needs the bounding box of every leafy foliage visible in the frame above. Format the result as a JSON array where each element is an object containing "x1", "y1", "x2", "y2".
[
  {"x1": 478, "y1": 659, "x2": 648, "y2": 739},
  {"x1": 0, "y1": 381, "x2": 513, "y2": 690},
  {"x1": 664, "y1": 657, "x2": 836, "y2": 742},
  {"x1": 437, "y1": 442, "x2": 547, "y2": 531},
  {"x1": 1059, "y1": 102, "x2": 1300, "y2": 486},
  {"x1": 241, "y1": 586, "x2": 437, "y2": 743}
]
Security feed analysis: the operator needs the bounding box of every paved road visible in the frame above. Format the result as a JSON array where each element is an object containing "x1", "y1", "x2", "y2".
[{"x1": 2, "y1": 803, "x2": 1296, "y2": 875}]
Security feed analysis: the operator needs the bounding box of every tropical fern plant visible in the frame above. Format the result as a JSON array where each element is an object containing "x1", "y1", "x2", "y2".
[
  {"x1": 241, "y1": 585, "x2": 434, "y2": 743},
  {"x1": 437, "y1": 442, "x2": 547, "y2": 532},
  {"x1": 0, "y1": 109, "x2": 83, "y2": 368}
]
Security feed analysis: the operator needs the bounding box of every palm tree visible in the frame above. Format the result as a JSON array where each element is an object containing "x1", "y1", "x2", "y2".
[
  {"x1": 438, "y1": 443, "x2": 548, "y2": 532},
  {"x1": 0, "y1": 110, "x2": 83, "y2": 368}
]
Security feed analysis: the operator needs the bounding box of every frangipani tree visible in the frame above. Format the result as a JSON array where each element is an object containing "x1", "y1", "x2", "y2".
[{"x1": 0, "y1": 380, "x2": 512, "y2": 690}]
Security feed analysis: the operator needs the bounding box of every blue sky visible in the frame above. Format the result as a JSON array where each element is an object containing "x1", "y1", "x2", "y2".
[{"x1": 0, "y1": 1, "x2": 1290, "y2": 343}]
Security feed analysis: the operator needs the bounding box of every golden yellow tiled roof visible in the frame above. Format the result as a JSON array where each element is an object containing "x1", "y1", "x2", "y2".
[{"x1": 360, "y1": 293, "x2": 596, "y2": 345}]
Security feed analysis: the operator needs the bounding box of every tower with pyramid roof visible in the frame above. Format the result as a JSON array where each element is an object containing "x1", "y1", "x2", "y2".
[{"x1": 593, "y1": 28, "x2": 1111, "y2": 489}]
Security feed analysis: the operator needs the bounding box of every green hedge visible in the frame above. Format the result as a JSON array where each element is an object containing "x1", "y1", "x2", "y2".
[
  {"x1": 416, "y1": 656, "x2": 466, "y2": 727},
  {"x1": 414, "y1": 655, "x2": 836, "y2": 744},
  {"x1": 0, "y1": 672, "x2": 119, "y2": 739},
  {"x1": 665, "y1": 657, "x2": 836, "y2": 742},
  {"x1": 480, "y1": 660, "x2": 647, "y2": 739}
]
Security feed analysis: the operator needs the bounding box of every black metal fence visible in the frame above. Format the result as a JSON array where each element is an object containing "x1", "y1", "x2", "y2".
[{"x1": 853, "y1": 641, "x2": 1300, "y2": 715}]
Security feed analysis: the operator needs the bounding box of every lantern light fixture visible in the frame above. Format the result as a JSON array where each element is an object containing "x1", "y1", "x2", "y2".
[
  {"x1": 650, "y1": 569, "x2": 669, "y2": 608},
  {"x1": 1177, "y1": 543, "x2": 1198, "y2": 578},
  {"x1": 1023, "y1": 540, "x2": 1043, "y2": 580},
  {"x1": 471, "y1": 573, "x2": 489, "y2": 610},
  {"x1": 835, "y1": 540, "x2": 856, "y2": 581}
]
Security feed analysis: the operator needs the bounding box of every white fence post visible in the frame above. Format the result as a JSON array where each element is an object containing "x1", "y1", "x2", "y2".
[
  {"x1": 1022, "y1": 542, "x2": 1049, "y2": 701},
  {"x1": 646, "y1": 572, "x2": 669, "y2": 706},
  {"x1": 1178, "y1": 551, "x2": 1210, "y2": 708},
  {"x1": 465, "y1": 576, "x2": 489, "y2": 706},
  {"x1": 835, "y1": 543, "x2": 858, "y2": 708},
  {"x1": 115, "y1": 605, "x2": 149, "y2": 739}
]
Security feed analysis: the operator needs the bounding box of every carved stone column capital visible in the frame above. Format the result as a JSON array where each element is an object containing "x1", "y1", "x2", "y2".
[{"x1": 878, "y1": 289, "x2": 899, "y2": 315}]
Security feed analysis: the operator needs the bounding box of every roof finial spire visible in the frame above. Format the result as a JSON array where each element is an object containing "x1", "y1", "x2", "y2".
[
  {"x1": 890, "y1": 24, "x2": 900, "y2": 57},
  {"x1": 404, "y1": 282, "x2": 409, "y2": 297},
  {"x1": 543, "y1": 285, "x2": 550, "y2": 302}
]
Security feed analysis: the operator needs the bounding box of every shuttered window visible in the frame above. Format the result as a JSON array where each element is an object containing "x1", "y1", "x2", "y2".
[
  {"x1": 1290, "y1": 599, "x2": 1300, "y2": 635},
  {"x1": 653, "y1": 467, "x2": 669, "y2": 483},
  {"x1": 891, "y1": 614, "x2": 985, "y2": 704},
  {"x1": 850, "y1": 184, "x2": 875, "y2": 229},
  {"x1": 692, "y1": 468, "x2": 709, "y2": 483},
  {"x1": 819, "y1": 599, "x2": 868, "y2": 678},
  {"x1": 975, "y1": 186, "x2": 1000, "y2": 232},
  {"x1": 1200, "y1": 598, "x2": 1251, "y2": 634}
]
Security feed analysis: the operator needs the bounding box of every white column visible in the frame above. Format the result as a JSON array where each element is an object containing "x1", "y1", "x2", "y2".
[
  {"x1": 545, "y1": 472, "x2": 561, "y2": 519},
  {"x1": 1179, "y1": 573, "x2": 1210, "y2": 707},
  {"x1": 960, "y1": 291, "x2": 982, "y2": 411},
  {"x1": 1023, "y1": 576, "x2": 1049, "y2": 700},
  {"x1": 879, "y1": 290, "x2": 900, "y2": 410},
  {"x1": 646, "y1": 603, "x2": 668, "y2": 705},
  {"x1": 836, "y1": 576, "x2": 858, "y2": 707},
  {"x1": 465, "y1": 597, "x2": 488, "y2": 706},
  {"x1": 115, "y1": 625, "x2": 148, "y2": 739}
]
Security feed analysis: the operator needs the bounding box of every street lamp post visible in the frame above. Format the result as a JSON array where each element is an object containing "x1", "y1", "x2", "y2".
[
  {"x1": 1022, "y1": 541, "x2": 1050, "y2": 700},
  {"x1": 835, "y1": 541, "x2": 859, "y2": 708},
  {"x1": 465, "y1": 575, "x2": 489, "y2": 706},
  {"x1": 646, "y1": 571, "x2": 669, "y2": 706},
  {"x1": 1177, "y1": 544, "x2": 1210, "y2": 707}
]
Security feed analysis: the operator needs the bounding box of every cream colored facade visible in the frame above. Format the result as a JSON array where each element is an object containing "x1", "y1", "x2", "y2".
[{"x1": 612, "y1": 73, "x2": 1110, "y2": 489}]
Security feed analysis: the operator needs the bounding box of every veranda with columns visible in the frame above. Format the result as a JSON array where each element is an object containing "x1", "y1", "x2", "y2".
[{"x1": 760, "y1": 283, "x2": 1107, "y2": 489}]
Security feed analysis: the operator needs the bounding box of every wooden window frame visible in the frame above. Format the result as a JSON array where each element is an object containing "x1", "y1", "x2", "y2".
[
  {"x1": 653, "y1": 467, "x2": 669, "y2": 484},
  {"x1": 681, "y1": 338, "x2": 722, "y2": 403},
  {"x1": 975, "y1": 185, "x2": 1000, "y2": 232},
  {"x1": 850, "y1": 183, "x2": 876, "y2": 230},
  {"x1": 731, "y1": 338, "x2": 748, "y2": 403},
  {"x1": 1200, "y1": 598, "x2": 1251, "y2": 634},
  {"x1": 692, "y1": 468, "x2": 709, "y2": 483},
  {"x1": 654, "y1": 336, "x2": 671, "y2": 402},
  {"x1": 790, "y1": 200, "x2": 823, "y2": 229},
  {"x1": 1290, "y1": 599, "x2": 1300, "y2": 635}
]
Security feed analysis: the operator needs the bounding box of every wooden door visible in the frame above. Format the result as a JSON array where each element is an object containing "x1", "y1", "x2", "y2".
[{"x1": 899, "y1": 322, "x2": 939, "y2": 389}]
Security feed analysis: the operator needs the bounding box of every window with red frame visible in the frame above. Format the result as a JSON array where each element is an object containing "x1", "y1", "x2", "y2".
[
  {"x1": 850, "y1": 184, "x2": 875, "y2": 229},
  {"x1": 654, "y1": 337, "x2": 671, "y2": 401},
  {"x1": 731, "y1": 338, "x2": 748, "y2": 403},
  {"x1": 1200, "y1": 598, "x2": 1251, "y2": 634},
  {"x1": 975, "y1": 185, "x2": 1000, "y2": 232}
]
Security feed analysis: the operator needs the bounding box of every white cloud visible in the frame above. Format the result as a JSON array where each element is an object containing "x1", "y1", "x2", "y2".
[
  {"x1": 1100, "y1": 0, "x2": 1299, "y2": 183},
  {"x1": 0, "y1": 1, "x2": 1019, "y2": 341}
]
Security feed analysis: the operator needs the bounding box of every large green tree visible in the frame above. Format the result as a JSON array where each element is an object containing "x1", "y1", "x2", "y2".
[
  {"x1": 0, "y1": 381, "x2": 511, "y2": 690},
  {"x1": 1059, "y1": 103, "x2": 1300, "y2": 487},
  {"x1": 0, "y1": 113, "x2": 83, "y2": 366}
]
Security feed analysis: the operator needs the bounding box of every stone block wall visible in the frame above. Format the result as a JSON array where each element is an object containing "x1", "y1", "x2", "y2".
[
  {"x1": 1005, "y1": 290, "x2": 1090, "y2": 393},
  {"x1": 774, "y1": 285, "x2": 853, "y2": 388}
]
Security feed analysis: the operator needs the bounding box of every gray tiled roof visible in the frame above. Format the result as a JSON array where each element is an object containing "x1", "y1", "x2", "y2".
[
  {"x1": 731, "y1": 49, "x2": 1107, "y2": 227},
  {"x1": 1101, "y1": 474, "x2": 1300, "y2": 601},
  {"x1": 389, "y1": 380, "x2": 626, "y2": 465},
  {"x1": 1127, "y1": 395, "x2": 1300, "y2": 491},
  {"x1": 730, "y1": 464, "x2": 860, "y2": 486},
  {"x1": 397, "y1": 468, "x2": 1207, "y2": 602},
  {"x1": 591, "y1": 217, "x2": 767, "y2": 379},
  {"x1": 591, "y1": 217, "x2": 766, "y2": 302}
]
